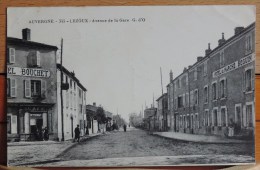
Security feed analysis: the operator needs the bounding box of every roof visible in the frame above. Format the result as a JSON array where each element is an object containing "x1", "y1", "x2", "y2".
[
  {"x1": 7, "y1": 37, "x2": 58, "y2": 50},
  {"x1": 86, "y1": 104, "x2": 99, "y2": 112},
  {"x1": 168, "y1": 22, "x2": 255, "y2": 85},
  {"x1": 156, "y1": 93, "x2": 167, "y2": 101},
  {"x1": 57, "y1": 64, "x2": 87, "y2": 91}
]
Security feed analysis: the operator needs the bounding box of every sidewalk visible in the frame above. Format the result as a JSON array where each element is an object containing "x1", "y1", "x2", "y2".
[
  {"x1": 8, "y1": 133, "x2": 101, "y2": 166},
  {"x1": 153, "y1": 132, "x2": 251, "y2": 144}
]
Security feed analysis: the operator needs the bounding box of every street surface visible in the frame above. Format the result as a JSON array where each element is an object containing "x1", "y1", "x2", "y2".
[{"x1": 55, "y1": 127, "x2": 254, "y2": 165}]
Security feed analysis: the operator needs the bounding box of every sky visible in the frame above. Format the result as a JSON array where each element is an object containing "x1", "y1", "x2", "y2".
[{"x1": 7, "y1": 6, "x2": 255, "y2": 122}]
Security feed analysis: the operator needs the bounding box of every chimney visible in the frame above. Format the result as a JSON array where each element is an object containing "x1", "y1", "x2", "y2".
[
  {"x1": 197, "y1": 56, "x2": 203, "y2": 62},
  {"x1": 218, "y1": 33, "x2": 226, "y2": 46},
  {"x1": 170, "y1": 70, "x2": 173, "y2": 82},
  {"x1": 188, "y1": 65, "x2": 192, "y2": 69},
  {"x1": 22, "y1": 28, "x2": 31, "y2": 41},
  {"x1": 183, "y1": 67, "x2": 187, "y2": 73},
  {"x1": 93, "y1": 102, "x2": 96, "y2": 106},
  {"x1": 234, "y1": 27, "x2": 244, "y2": 35},
  {"x1": 205, "y1": 43, "x2": 211, "y2": 56}
]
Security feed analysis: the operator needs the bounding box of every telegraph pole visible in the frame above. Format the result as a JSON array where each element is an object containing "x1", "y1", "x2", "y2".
[{"x1": 60, "y1": 38, "x2": 65, "y2": 141}]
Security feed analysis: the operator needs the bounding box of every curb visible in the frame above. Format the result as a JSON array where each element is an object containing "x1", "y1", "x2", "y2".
[
  {"x1": 152, "y1": 133, "x2": 252, "y2": 144},
  {"x1": 11, "y1": 158, "x2": 62, "y2": 166},
  {"x1": 56, "y1": 133, "x2": 101, "y2": 158}
]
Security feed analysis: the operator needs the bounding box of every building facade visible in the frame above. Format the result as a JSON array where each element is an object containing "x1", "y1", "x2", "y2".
[
  {"x1": 167, "y1": 23, "x2": 255, "y2": 138},
  {"x1": 86, "y1": 103, "x2": 99, "y2": 134},
  {"x1": 57, "y1": 64, "x2": 87, "y2": 141},
  {"x1": 7, "y1": 28, "x2": 58, "y2": 141},
  {"x1": 156, "y1": 93, "x2": 168, "y2": 131},
  {"x1": 143, "y1": 107, "x2": 157, "y2": 131}
]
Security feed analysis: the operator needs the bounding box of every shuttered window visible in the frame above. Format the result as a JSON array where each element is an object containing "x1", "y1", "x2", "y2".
[
  {"x1": 24, "y1": 80, "x2": 31, "y2": 98},
  {"x1": 41, "y1": 80, "x2": 46, "y2": 98},
  {"x1": 8, "y1": 48, "x2": 16, "y2": 64},
  {"x1": 9, "y1": 79, "x2": 17, "y2": 97},
  {"x1": 36, "y1": 51, "x2": 41, "y2": 66}
]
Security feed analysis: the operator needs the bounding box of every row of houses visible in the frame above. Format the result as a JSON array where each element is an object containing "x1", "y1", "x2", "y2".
[
  {"x1": 144, "y1": 22, "x2": 255, "y2": 138},
  {"x1": 7, "y1": 28, "x2": 113, "y2": 142}
]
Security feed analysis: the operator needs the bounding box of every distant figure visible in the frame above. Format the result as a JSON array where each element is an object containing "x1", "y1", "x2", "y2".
[
  {"x1": 123, "y1": 124, "x2": 127, "y2": 132},
  {"x1": 43, "y1": 127, "x2": 49, "y2": 141},
  {"x1": 74, "y1": 125, "x2": 80, "y2": 142}
]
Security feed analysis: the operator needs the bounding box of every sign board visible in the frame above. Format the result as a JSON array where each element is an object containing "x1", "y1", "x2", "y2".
[
  {"x1": 7, "y1": 67, "x2": 50, "y2": 78},
  {"x1": 213, "y1": 54, "x2": 255, "y2": 78}
]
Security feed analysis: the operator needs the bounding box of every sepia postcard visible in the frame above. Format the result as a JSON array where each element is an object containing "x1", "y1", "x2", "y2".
[{"x1": 6, "y1": 6, "x2": 256, "y2": 167}]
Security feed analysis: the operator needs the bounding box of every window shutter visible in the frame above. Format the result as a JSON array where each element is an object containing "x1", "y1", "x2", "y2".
[
  {"x1": 224, "y1": 79, "x2": 227, "y2": 97},
  {"x1": 24, "y1": 80, "x2": 31, "y2": 98},
  {"x1": 10, "y1": 79, "x2": 16, "y2": 97},
  {"x1": 36, "y1": 51, "x2": 41, "y2": 66},
  {"x1": 41, "y1": 80, "x2": 46, "y2": 98},
  {"x1": 7, "y1": 48, "x2": 9, "y2": 63},
  {"x1": 9, "y1": 48, "x2": 15, "y2": 63},
  {"x1": 243, "y1": 106, "x2": 246, "y2": 127},
  {"x1": 7, "y1": 78, "x2": 10, "y2": 97}
]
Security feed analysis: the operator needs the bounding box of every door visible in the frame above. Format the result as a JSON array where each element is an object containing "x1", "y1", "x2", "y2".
[
  {"x1": 71, "y1": 117, "x2": 73, "y2": 138},
  {"x1": 235, "y1": 105, "x2": 242, "y2": 127}
]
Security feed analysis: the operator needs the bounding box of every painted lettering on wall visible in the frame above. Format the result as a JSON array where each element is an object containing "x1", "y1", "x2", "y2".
[
  {"x1": 7, "y1": 67, "x2": 50, "y2": 78},
  {"x1": 213, "y1": 54, "x2": 255, "y2": 78}
]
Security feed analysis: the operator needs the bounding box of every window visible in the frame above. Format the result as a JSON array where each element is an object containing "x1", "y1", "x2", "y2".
[
  {"x1": 178, "y1": 95, "x2": 184, "y2": 108},
  {"x1": 204, "y1": 86, "x2": 208, "y2": 103},
  {"x1": 66, "y1": 92, "x2": 69, "y2": 108},
  {"x1": 187, "y1": 115, "x2": 190, "y2": 128},
  {"x1": 7, "y1": 78, "x2": 16, "y2": 97},
  {"x1": 220, "y1": 50, "x2": 224, "y2": 67},
  {"x1": 194, "y1": 68, "x2": 197, "y2": 81},
  {"x1": 235, "y1": 104, "x2": 242, "y2": 127},
  {"x1": 27, "y1": 51, "x2": 40, "y2": 67},
  {"x1": 36, "y1": 51, "x2": 41, "y2": 66},
  {"x1": 220, "y1": 78, "x2": 227, "y2": 98},
  {"x1": 245, "y1": 34, "x2": 253, "y2": 54},
  {"x1": 194, "y1": 89, "x2": 198, "y2": 105},
  {"x1": 186, "y1": 75, "x2": 188, "y2": 86},
  {"x1": 186, "y1": 93, "x2": 189, "y2": 107},
  {"x1": 246, "y1": 104, "x2": 253, "y2": 127},
  {"x1": 213, "y1": 109, "x2": 218, "y2": 126},
  {"x1": 221, "y1": 107, "x2": 227, "y2": 126},
  {"x1": 183, "y1": 115, "x2": 186, "y2": 128},
  {"x1": 31, "y1": 80, "x2": 41, "y2": 97},
  {"x1": 177, "y1": 79, "x2": 180, "y2": 88},
  {"x1": 191, "y1": 114, "x2": 194, "y2": 128},
  {"x1": 204, "y1": 61, "x2": 207, "y2": 76},
  {"x1": 212, "y1": 82, "x2": 217, "y2": 100},
  {"x1": 24, "y1": 80, "x2": 46, "y2": 98},
  {"x1": 7, "y1": 115, "x2": 11, "y2": 134},
  {"x1": 205, "y1": 110, "x2": 209, "y2": 126},
  {"x1": 7, "y1": 48, "x2": 15, "y2": 64},
  {"x1": 245, "y1": 69, "x2": 253, "y2": 92},
  {"x1": 195, "y1": 113, "x2": 199, "y2": 128}
]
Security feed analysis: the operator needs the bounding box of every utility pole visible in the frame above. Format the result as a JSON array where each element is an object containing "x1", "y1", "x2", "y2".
[{"x1": 60, "y1": 38, "x2": 64, "y2": 141}]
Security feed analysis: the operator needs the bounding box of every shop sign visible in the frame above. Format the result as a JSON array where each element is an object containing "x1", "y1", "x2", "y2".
[
  {"x1": 23, "y1": 106, "x2": 48, "y2": 112},
  {"x1": 30, "y1": 113, "x2": 42, "y2": 118},
  {"x1": 7, "y1": 67, "x2": 50, "y2": 78},
  {"x1": 213, "y1": 54, "x2": 255, "y2": 78}
]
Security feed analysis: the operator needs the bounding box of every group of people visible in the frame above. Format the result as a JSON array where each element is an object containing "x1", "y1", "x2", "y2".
[{"x1": 33, "y1": 127, "x2": 49, "y2": 141}]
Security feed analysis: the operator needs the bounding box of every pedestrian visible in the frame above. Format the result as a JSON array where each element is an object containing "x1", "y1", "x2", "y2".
[
  {"x1": 74, "y1": 125, "x2": 80, "y2": 143},
  {"x1": 123, "y1": 124, "x2": 127, "y2": 132},
  {"x1": 43, "y1": 127, "x2": 49, "y2": 141}
]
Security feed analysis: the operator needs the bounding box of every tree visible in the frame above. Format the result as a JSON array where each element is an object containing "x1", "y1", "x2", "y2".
[{"x1": 96, "y1": 107, "x2": 107, "y2": 124}]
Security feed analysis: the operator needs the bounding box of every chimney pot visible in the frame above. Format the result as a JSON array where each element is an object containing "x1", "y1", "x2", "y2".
[
  {"x1": 218, "y1": 32, "x2": 226, "y2": 46},
  {"x1": 205, "y1": 43, "x2": 212, "y2": 56},
  {"x1": 93, "y1": 102, "x2": 96, "y2": 106},
  {"x1": 22, "y1": 28, "x2": 31, "y2": 41},
  {"x1": 197, "y1": 56, "x2": 203, "y2": 62},
  {"x1": 234, "y1": 27, "x2": 244, "y2": 35}
]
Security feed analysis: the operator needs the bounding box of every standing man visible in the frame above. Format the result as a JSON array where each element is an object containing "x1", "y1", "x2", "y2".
[
  {"x1": 74, "y1": 125, "x2": 80, "y2": 142},
  {"x1": 123, "y1": 124, "x2": 127, "y2": 132}
]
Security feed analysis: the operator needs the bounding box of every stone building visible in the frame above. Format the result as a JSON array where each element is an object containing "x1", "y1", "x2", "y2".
[
  {"x1": 7, "y1": 28, "x2": 58, "y2": 141},
  {"x1": 143, "y1": 106, "x2": 157, "y2": 131},
  {"x1": 56, "y1": 64, "x2": 87, "y2": 141},
  {"x1": 156, "y1": 93, "x2": 168, "y2": 131},
  {"x1": 167, "y1": 23, "x2": 255, "y2": 138}
]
